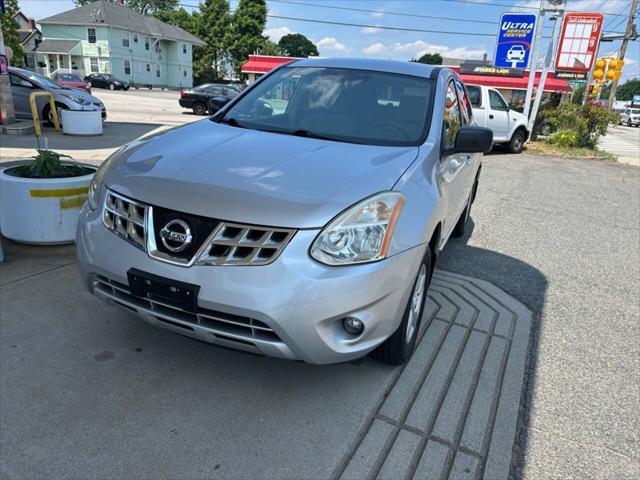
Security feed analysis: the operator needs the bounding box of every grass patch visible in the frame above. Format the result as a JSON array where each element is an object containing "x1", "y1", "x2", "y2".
[{"x1": 524, "y1": 141, "x2": 617, "y2": 162}]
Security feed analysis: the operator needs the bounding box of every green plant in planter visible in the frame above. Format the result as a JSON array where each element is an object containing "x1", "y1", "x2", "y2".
[{"x1": 12, "y1": 150, "x2": 92, "y2": 179}]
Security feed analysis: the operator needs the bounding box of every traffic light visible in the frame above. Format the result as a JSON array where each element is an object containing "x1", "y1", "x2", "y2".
[
  {"x1": 607, "y1": 59, "x2": 625, "y2": 80},
  {"x1": 592, "y1": 83, "x2": 599, "y2": 96},
  {"x1": 593, "y1": 58, "x2": 606, "y2": 81}
]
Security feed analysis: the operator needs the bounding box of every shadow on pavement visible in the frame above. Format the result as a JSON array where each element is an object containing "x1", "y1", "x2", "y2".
[
  {"x1": 0, "y1": 122, "x2": 166, "y2": 153},
  {"x1": 438, "y1": 216, "x2": 548, "y2": 477}
]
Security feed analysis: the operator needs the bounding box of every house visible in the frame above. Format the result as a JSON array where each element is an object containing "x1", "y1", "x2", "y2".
[
  {"x1": 35, "y1": 0, "x2": 205, "y2": 88},
  {"x1": 13, "y1": 11, "x2": 42, "y2": 69}
]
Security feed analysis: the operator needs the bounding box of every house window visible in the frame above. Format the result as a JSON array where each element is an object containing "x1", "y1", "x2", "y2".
[
  {"x1": 122, "y1": 31, "x2": 130, "y2": 48},
  {"x1": 87, "y1": 28, "x2": 96, "y2": 44},
  {"x1": 183, "y1": 68, "x2": 187, "y2": 77},
  {"x1": 124, "y1": 60, "x2": 131, "y2": 75},
  {"x1": 90, "y1": 58, "x2": 99, "y2": 73},
  {"x1": 156, "y1": 64, "x2": 161, "y2": 78},
  {"x1": 182, "y1": 44, "x2": 187, "y2": 54},
  {"x1": 133, "y1": 33, "x2": 138, "y2": 43},
  {"x1": 146, "y1": 63, "x2": 151, "y2": 72},
  {"x1": 145, "y1": 36, "x2": 150, "y2": 50}
]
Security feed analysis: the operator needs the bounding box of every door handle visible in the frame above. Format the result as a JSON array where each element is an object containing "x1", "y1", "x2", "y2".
[{"x1": 489, "y1": 114, "x2": 494, "y2": 119}]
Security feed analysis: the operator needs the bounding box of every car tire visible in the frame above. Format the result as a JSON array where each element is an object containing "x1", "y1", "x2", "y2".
[
  {"x1": 192, "y1": 102, "x2": 207, "y2": 115},
  {"x1": 508, "y1": 128, "x2": 526, "y2": 154},
  {"x1": 628, "y1": 120, "x2": 633, "y2": 127},
  {"x1": 451, "y1": 194, "x2": 471, "y2": 238},
  {"x1": 42, "y1": 103, "x2": 66, "y2": 127},
  {"x1": 109, "y1": 83, "x2": 115, "y2": 90},
  {"x1": 370, "y1": 248, "x2": 432, "y2": 365}
]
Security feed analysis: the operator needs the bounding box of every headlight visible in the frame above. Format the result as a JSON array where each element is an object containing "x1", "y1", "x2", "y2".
[
  {"x1": 87, "y1": 152, "x2": 117, "y2": 210},
  {"x1": 61, "y1": 93, "x2": 90, "y2": 105},
  {"x1": 310, "y1": 192, "x2": 405, "y2": 266}
]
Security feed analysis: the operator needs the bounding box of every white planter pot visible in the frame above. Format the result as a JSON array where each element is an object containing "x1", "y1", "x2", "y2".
[
  {"x1": 0, "y1": 164, "x2": 96, "y2": 244},
  {"x1": 60, "y1": 109, "x2": 103, "y2": 136}
]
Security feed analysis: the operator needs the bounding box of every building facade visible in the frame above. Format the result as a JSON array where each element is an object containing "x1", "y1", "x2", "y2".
[
  {"x1": 35, "y1": 0, "x2": 204, "y2": 89},
  {"x1": 14, "y1": 11, "x2": 42, "y2": 69}
]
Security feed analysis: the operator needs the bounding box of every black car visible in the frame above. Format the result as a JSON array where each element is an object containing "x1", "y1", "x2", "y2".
[
  {"x1": 179, "y1": 83, "x2": 240, "y2": 115},
  {"x1": 84, "y1": 73, "x2": 129, "y2": 91}
]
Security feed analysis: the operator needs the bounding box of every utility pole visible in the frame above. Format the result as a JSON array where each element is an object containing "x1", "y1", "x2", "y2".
[
  {"x1": 524, "y1": 0, "x2": 545, "y2": 119},
  {"x1": 607, "y1": 0, "x2": 638, "y2": 107}
]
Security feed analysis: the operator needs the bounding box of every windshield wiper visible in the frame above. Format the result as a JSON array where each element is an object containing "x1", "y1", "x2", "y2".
[
  {"x1": 290, "y1": 129, "x2": 336, "y2": 141},
  {"x1": 218, "y1": 116, "x2": 246, "y2": 129}
]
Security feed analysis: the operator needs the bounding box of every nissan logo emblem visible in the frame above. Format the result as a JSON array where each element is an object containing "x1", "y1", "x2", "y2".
[{"x1": 159, "y1": 219, "x2": 192, "y2": 253}]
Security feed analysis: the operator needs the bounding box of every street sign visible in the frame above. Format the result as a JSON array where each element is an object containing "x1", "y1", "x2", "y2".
[
  {"x1": 494, "y1": 13, "x2": 537, "y2": 69},
  {"x1": 555, "y1": 71, "x2": 588, "y2": 80},
  {"x1": 460, "y1": 62, "x2": 525, "y2": 77},
  {"x1": 555, "y1": 12, "x2": 604, "y2": 72}
]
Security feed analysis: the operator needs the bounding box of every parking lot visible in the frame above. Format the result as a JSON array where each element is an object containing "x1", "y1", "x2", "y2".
[{"x1": 1, "y1": 88, "x2": 639, "y2": 479}]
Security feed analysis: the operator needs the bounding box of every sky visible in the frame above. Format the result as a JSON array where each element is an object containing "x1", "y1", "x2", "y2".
[{"x1": 19, "y1": 0, "x2": 640, "y2": 81}]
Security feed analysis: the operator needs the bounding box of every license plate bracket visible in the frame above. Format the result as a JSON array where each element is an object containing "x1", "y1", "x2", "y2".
[{"x1": 127, "y1": 268, "x2": 200, "y2": 313}]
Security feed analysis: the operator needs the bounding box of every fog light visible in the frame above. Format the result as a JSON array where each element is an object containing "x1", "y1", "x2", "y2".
[{"x1": 343, "y1": 317, "x2": 364, "y2": 335}]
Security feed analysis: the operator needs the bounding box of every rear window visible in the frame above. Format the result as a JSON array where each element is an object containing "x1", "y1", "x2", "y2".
[
  {"x1": 58, "y1": 74, "x2": 82, "y2": 82},
  {"x1": 466, "y1": 85, "x2": 481, "y2": 107}
]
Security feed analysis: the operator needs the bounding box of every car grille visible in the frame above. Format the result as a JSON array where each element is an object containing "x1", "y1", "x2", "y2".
[
  {"x1": 103, "y1": 191, "x2": 147, "y2": 250},
  {"x1": 92, "y1": 275, "x2": 281, "y2": 343},
  {"x1": 102, "y1": 189, "x2": 296, "y2": 266}
]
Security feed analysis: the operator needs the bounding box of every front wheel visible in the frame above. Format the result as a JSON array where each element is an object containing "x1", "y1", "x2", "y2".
[
  {"x1": 370, "y1": 248, "x2": 432, "y2": 365},
  {"x1": 109, "y1": 83, "x2": 115, "y2": 90},
  {"x1": 42, "y1": 103, "x2": 66, "y2": 127},
  {"x1": 192, "y1": 102, "x2": 207, "y2": 115},
  {"x1": 508, "y1": 129, "x2": 526, "y2": 154},
  {"x1": 628, "y1": 119, "x2": 633, "y2": 127}
]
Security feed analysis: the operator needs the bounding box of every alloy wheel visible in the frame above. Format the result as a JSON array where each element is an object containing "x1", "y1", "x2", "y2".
[{"x1": 405, "y1": 264, "x2": 427, "y2": 344}]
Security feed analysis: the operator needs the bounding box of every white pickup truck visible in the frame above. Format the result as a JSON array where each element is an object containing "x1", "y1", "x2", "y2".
[{"x1": 466, "y1": 84, "x2": 529, "y2": 153}]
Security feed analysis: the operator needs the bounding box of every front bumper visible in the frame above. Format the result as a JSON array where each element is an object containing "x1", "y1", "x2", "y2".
[{"x1": 76, "y1": 205, "x2": 425, "y2": 364}]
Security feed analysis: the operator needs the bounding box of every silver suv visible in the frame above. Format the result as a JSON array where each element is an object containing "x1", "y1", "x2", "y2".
[{"x1": 77, "y1": 58, "x2": 492, "y2": 365}]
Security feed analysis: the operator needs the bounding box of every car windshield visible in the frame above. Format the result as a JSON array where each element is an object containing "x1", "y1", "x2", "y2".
[
  {"x1": 19, "y1": 70, "x2": 61, "y2": 90},
  {"x1": 58, "y1": 74, "x2": 82, "y2": 82},
  {"x1": 218, "y1": 66, "x2": 435, "y2": 146}
]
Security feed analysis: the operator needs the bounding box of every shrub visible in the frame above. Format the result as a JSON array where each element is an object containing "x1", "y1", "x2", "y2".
[
  {"x1": 548, "y1": 129, "x2": 579, "y2": 147},
  {"x1": 11, "y1": 150, "x2": 91, "y2": 179},
  {"x1": 540, "y1": 102, "x2": 619, "y2": 148}
]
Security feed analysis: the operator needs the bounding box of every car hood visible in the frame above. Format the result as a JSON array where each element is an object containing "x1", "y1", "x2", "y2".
[
  {"x1": 57, "y1": 88, "x2": 102, "y2": 104},
  {"x1": 104, "y1": 120, "x2": 419, "y2": 228}
]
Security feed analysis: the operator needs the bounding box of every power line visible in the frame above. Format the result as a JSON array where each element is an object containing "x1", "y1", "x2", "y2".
[{"x1": 443, "y1": 0, "x2": 631, "y2": 17}]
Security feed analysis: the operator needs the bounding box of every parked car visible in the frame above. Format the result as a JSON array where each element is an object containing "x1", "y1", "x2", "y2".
[
  {"x1": 8, "y1": 67, "x2": 106, "y2": 125},
  {"x1": 77, "y1": 58, "x2": 492, "y2": 365},
  {"x1": 620, "y1": 107, "x2": 640, "y2": 127},
  {"x1": 51, "y1": 72, "x2": 91, "y2": 93},
  {"x1": 179, "y1": 83, "x2": 241, "y2": 115},
  {"x1": 84, "y1": 73, "x2": 129, "y2": 91},
  {"x1": 466, "y1": 84, "x2": 529, "y2": 153}
]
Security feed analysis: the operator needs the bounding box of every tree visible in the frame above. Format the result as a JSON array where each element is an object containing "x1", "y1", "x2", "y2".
[
  {"x1": 229, "y1": 0, "x2": 267, "y2": 76},
  {"x1": 615, "y1": 78, "x2": 640, "y2": 101},
  {"x1": 258, "y1": 40, "x2": 281, "y2": 56},
  {"x1": 571, "y1": 85, "x2": 585, "y2": 105},
  {"x1": 413, "y1": 52, "x2": 443, "y2": 65},
  {"x1": 199, "y1": 0, "x2": 232, "y2": 80},
  {"x1": 1, "y1": 0, "x2": 25, "y2": 67},
  {"x1": 278, "y1": 33, "x2": 318, "y2": 58}
]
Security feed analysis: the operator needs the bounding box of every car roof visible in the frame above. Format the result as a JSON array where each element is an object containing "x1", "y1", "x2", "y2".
[{"x1": 287, "y1": 57, "x2": 442, "y2": 78}]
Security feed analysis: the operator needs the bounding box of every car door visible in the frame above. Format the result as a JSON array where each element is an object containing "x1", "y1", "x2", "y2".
[
  {"x1": 439, "y1": 79, "x2": 469, "y2": 238},
  {"x1": 487, "y1": 89, "x2": 510, "y2": 141},
  {"x1": 9, "y1": 72, "x2": 35, "y2": 117}
]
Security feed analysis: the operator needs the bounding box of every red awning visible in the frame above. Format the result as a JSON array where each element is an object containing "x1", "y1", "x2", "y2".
[
  {"x1": 241, "y1": 55, "x2": 296, "y2": 74},
  {"x1": 450, "y1": 67, "x2": 570, "y2": 93}
]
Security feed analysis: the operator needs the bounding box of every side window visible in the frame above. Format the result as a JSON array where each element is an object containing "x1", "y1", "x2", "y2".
[
  {"x1": 9, "y1": 73, "x2": 28, "y2": 87},
  {"x1": 90, "y1": 58, "x2": 99, "y2": 73},
  {"x1": 87, "y1": 28, "x2": 96, "y2": 44},
  {"x1": 145, "y1": 36, "x2": 150, "y2": 51},
  {"x1": 454, "y1": 79, "x2": 472, "y2": 125},
  {"x1": 443, "y1": 81, "x2": 462, "y2": 150},
  {"x1": 489, "y1": 90, "x2": 509, "y2": 111},
  {"x1": 466, "y1": 85, "x2": 481, "y2": 108},
  {"x1": 122, "y1": 31, "x2": 130, "y2": 48}
]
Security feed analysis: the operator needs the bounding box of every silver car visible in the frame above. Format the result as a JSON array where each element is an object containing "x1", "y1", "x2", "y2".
[
  {"x1": 9, "y1": 67, "x2": 106, "y2": 125},
  {"x1": 76, "y1": 58, "x2": 492, "y2": 365},
  {"x1": 620, "y1": 107, "x2": 640, "y2": 127}
]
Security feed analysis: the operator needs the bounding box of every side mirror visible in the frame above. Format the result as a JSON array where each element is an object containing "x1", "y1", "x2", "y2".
[{"x1": 454, "y1": 125, "x2": 493, "y2": 153}]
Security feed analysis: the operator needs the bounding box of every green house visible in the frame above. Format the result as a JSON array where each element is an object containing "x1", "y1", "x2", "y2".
[{"x1": 35, "y1": 0, "x2": 205, "y2": 89}]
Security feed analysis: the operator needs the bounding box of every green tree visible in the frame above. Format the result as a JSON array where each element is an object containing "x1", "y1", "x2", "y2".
[
  {"x1": 571, "y1": 85, "x2": 585, "y2": 105},
  {"x1": 259, "y1": 40, "x2": 281, "y2": 56},
  {"x1": 615, "y1": 78, "x2": 640, "y2": 101},
  {"x1": 199, "y1": 0, "x2": 232, "y2": 81},
  {"x1": 1, "y1": 0, "x2": 25, "y2": 67},
  {"x1": 229, "y1": 0, "x2": 267, "y2": 76},
  {"x1": 278, "y1": 33, "x2": 318, "y2": 58},
  {"x1": 412, "y1": 52, "x2": 443, "y2": 65}
]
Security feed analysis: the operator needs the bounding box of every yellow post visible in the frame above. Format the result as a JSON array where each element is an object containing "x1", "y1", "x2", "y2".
[{"x1": 29, "y1": 92, "x2": 61, "y2": 136}]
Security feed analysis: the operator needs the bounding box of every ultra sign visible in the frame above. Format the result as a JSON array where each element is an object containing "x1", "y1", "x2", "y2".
[{"x1": 494, "y1": 13, "x2": 537, "y2": 69}]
